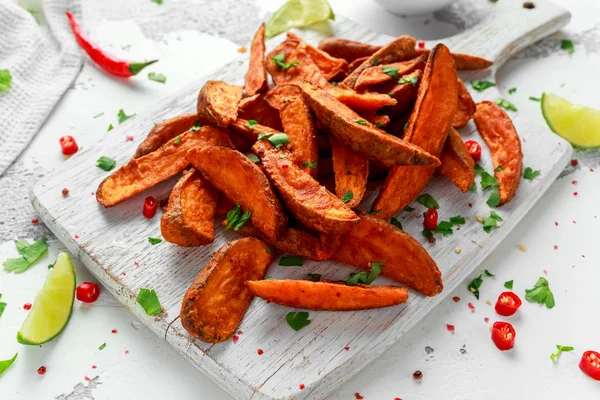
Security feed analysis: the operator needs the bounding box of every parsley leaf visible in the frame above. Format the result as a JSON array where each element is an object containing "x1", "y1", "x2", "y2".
[
  {"x1": 257, "y1": 132, "x2": 272, "y2": 140},
  {"x1": 286, "y1": 311, "x2": 311, "y2": 331},
  {"x1": 524, "y1": 167, "x2": 541, "y2": 180},
  {"x1": 302, "y1": 161, "x2": 317, "y2": 169},
  {"x1": 495, "y1": 166, "x2": 504, "y2": 171},
  {"x1": 117, "y1": 109, "x2": 135, "y2": 123},
  {"x1": 3, "y1": 238, "x2": 48, "y2": 273},
  {"x1": 416, "y1": 193, "x2": 439, "y2": 209},
  {"x1": 346, "y1": 262, "x2": 384, "y2": 286},
  {"x1": 0, "y1": 353, "x2": 18, "y2": 377},
  {"x1": 477, "y1": 167, "x2": 501, "y2": 207},
  {"x1": 341, "y1": 190, "x2": 354, "y2": 204},
  {"x1": 561, "y1": 40, "x2": 574, "y2": 54},
  {"x1": 508, "y1": 88, "x2": 517, "y2": 94},
  {"x1": 0, "y1": 296, "x2": 6, "y2": 319},
  {"x1": 482, "y1": 211, "x2": 503, "y2": 233},
  {"x1": 173, "y1": 136, "x2": 181, "y2": 145},
  {"x1": 495, "y1": 98, "x2": 518, "y2": 112},
  {"x1": 148, "y1": 237, "x2": 162, "y2": 245},
  {"x1": 470, "y1": 182, "x2": 477, "y2": 192},
  {"x1": 471, "y1": 80, "x2": 495, "y2": 92},
  {"x1": 136, "y1": 288, "x2": 163, "y2": 316},
  {"x1": 487, "y1": 186, "x2": 501, "y2": 207},
  {"x1": 99, "y1": 342, "x2": 107, "y2": 350},
  {"x1": 235, "y1": 210, "x2": 251, "y2": 230},
  {"x1": 484, "y1": 269, "x2": 495, "y2": 277},
  {"x1": 381, "y1": 66, "x2": 399, "y2": 79},
  {"x1": 474, "y1": 163, "x2": 486, "y2": 175},
  {"x1": 190, "y1": 121, "x2": 202, "y2": 131},
  {"x1": 504, "y1": 280, "x2": 514, "y2": 289},
  {"x1": 107, "y1": 124, "x2": 114, "y2": 132},
  {"x1": 390, "y1": 217, "x2": 403, "y2": 230},
  {"x1": 151, "y1": 0, "x2": 163, "y2": 4},
  {"x1": 267, "y1": 133, "x2": 289, "y2": 148},
  {"x1": 245, "y1": 119, "x2": 258, "y2": 129},
  {"x1": 0, "y1": 69, "x2": 12, "y2": 93},
  {"x1": 398, "y1": 75, "x2": 418, "y2": 86},
  {"x1": 434, "y1": 221, "x2": 453, "y2": 236},
  {"x1": 449, "y1": 216, "x2": 466, "y2": 225},
  {"x1": 279, "y1": 255, "x2": 303, "y2": 266},
  {"x1": 248, "y1": 154, "x2": 260, "y2": 163},
  {"x1": 480, "y1": 171, "x2": 498, "y2": 189},
  {"x1": 352, "y1": 118, "x2": 369, "y2": 125},
  {"x1": 404, "y1": 205, "x2": 415, "y2": 212},
  {"x1": 271, "y1": 52, "x2": 298, "y2": 71},
  {"x1": 224, "y1": 204, "x2": 251, "y2": 231},
  {"x1": 307, "y1": 273, "x2": 322, "y2": 282},
  {"x1": 525, "y1": 277, "x2": 555, "y2": 308},
  {"x1": 529, "y1": 96, "x2": 541, "y2": 102},
  {"x1": 148, "y1": 72, "x2": 166, "y2": 83},
  {"x1": 96, "y1": 156, "x2": 116, "y2": 171},
  {"x1": 371, "y1": 58, "x2": 379, "y2": 66},
  {"x1": 422, "y1": 229, "x2": 433, "y2": 240},
  {"x1": 467, "y1": 274, "x2": 483, "y2": 299},
  {"x1": 551, "y1": 345, "x2": 574, "y2": 362}
]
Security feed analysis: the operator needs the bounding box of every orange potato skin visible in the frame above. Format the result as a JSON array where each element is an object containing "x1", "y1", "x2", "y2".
[
  {"x1": 373, "y1": 44, "x2": 458, "y2": 218},
  {"x1": 267, "y1": 41, "x2": 329, "y2": 87},
  {"x1": 161, "y1": 169, "x2": 218, "y2": 247},
  {"x1": 414, "y1": 49, "x2": 493, "y2": 71},
  {"x1": 96, "y1": 126, "x2": 233, "y2": 207},
  {"x1": 361, "y1": 112, "x2": 390, "y2": 129},
  {"x1": 330, "y1": 137, "x2": 368, "y2": 209},
  {"x1": 181, "y1": 238, "x2": 275, "y2": 343},
  {"x1": 197, "y1": 80, "x2": 243, "y2": 127},
  {"x1": 373, "y1": 70, "x2": 422, "y2": 116},
  {"x1": 317, "y1": 38, "x2": 381, "y2": 62},
  {"x1": 264, "y1": 84, "x2": 303, "y2": 110},
  {"x1": 133, "y1": 113, "x2": 199, "y2": 158},
  {"x1": 247, "y1": 279, "x2": 409, "y2": 311},
  {"x1": 287, "y1": 32, "x2": 349, "y2": 81},
  {"x1": 187, "y1": 145, "x2": 287, "y2": 241},
  {"x1": 473, "y1": 101, "x2": 523, "y2": 205},
  {"x1": 299, "y1": 82, "x2": 440, "y2": 168},
  {"x1": 342, "y1": 35, "x2": 416, "y2": 88},
  {"x1": 279, "y1": 97, "x2": 319, "y2": 178},
  {"x1": 325, "y1": 85, "x2": 397, "y2": 111},
  {"x1": 215, "y1": 194, "x2": 235, "y2": 217},
  {"x1": 348, "y1": 56, "x2": 369, "y2": 73},
  {"x1": 252, "y1": 140, "x2": 359, "y2": 234},
  {"x1": 438, "y1": 127, "x2": 476, "y2": 192},
  {"x1": 354, "y1": 55, "x2": 426, "y2": 91},
  {"x1": 238, "y1": 93, "x2": 283, "y2": 131},
  {"x1": 331, "y1": 212, "x2": 443, "y2": 296},
  {"x1": 244, "y1": 23, "x2": 269, "y2": 97},
  {"x1": 452, "y1": 79, "x2": 476, "y2": 128}
]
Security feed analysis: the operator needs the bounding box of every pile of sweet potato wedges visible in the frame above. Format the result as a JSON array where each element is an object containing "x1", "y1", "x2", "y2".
[{"x1": 96, "y1": 24, "x2": 523, "y2": 343}]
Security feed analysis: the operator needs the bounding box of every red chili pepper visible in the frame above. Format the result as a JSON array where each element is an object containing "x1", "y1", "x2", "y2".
[
  {"x1": 491, "y1": 321, "x2": 516, "y2": 351},
  {"x1": 465, "y1": 140, "x2": 482, "y2": 162},
  {"x1": 494, "y1": 291, "x2": 522, "y2": 316},
  {"x1": 423, "y1": 208, "x2": 438, "y2": 231},
  {"x1": 65, "y1": 12, "x2": 158, "y2": 78},
  {"x1": 76, "y1": 282, "x2": 100, "y2": 303},
  {"x1": 59, "y1": 136, "x2": 79, "y2": 155},
  {"x1": 579, "y1": 350, "x2": 600, "y2": 381},
  {"x1": 418, "y1": 40, "x2": 425, "y2": 48},
  {"x1": 143, "y1": 196, "x2": 157, "y2": 219}
]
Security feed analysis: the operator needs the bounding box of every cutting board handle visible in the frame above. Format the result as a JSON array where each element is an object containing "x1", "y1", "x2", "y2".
[{"x1": 443, "y1": 0, "x2": 570, "y2": 68}]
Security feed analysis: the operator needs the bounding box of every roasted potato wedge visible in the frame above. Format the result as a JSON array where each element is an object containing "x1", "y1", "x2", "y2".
[
  {"x1": 247, "y1": 279, "x2": 409, "y2": 310},
  {"x1": 181, "y1": 238, "x2": 275, "y2": 343},
  {"x1": 373, "y1": 70, "x2": 422, "y2": 116},
  {"x1": 215, "y1": 194, "x2": 235, "y2": 217},
  {"x1": 267, "y1": 41, "x2": 329, "y2": 87},
  {"x1": 331, "y1": 212, "x2": 443, "y2": 296},
  {"x1": 238, "y1": 93, "x2": 283, "y2": 131},
  {"x1": 361, "y1": 112, "x2": 390, "y2": 129},
  {"x1": 330, "y1": 138, "x2": 368, "y2": 209},
  {"x1": 161, "y1": 169, "x2": 218, "y2": 247},
  {"x1": 252, "y1": 140, "x2": 359, "y2": 234},
  {"x1": 197, "y1": 80, "x2": 243, "y2": 127},
  {"x1": 348, "y1": 56, "x2": 369, "y2": 73},
  {"x1": 373, "y1": 44, "x2": 458, "y2": 218},
  {"x1": 279, "y1": 97, "x2": 319, "y2": 178},
  {"x1": 229, "y1": 118, "x2": 279, "y2": 143},
  {"x1": 354, "y1": 55, "x2": 426, "y2": 91},
  {"x1": 287, "y1": 32, "x2": 348, "y2": 80},
  {"x1": 415, "y1": 49, "x2": 493, "y2": 71},
  {"x1": 299, "y1": 82, "x2": 440, "y2": 167},
  {"x1": 325, "y1": 85, "x2": 397, "y2": 111},
  {"x1": 317, "y1": 38, "x2": 381, "y2": 62},
  {"x1": 133, "y1": 113, "x2": 199, "y2": 158},
  {"x1": 264, "y1": 84, "x2": 303, "y2": 110},
  {"x1": 473, "y1": 101, "x2": 523, "y2": 205},
  {"x1": 187, "y1": 145, "x2": 287, "y2": 240},
  {"x1": 97, "y1": 126, "x2": 233, "y2": 207},
  {"x1": 452, "y1": 79, "x2": 476, "y2": 128},
  {"x1": 244, "y1": 23, "x2": 269, "y2": 97},
  {"x1": 438, "y1": 127, "x2": 476, "y2": 192}
]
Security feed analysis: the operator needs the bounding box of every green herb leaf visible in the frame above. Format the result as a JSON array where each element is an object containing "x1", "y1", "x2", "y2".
[
  {"x1": 248, "y1": 154, "x2": 260, "y2": 163},
  {"x1": 504, "y1": 280, "x2": 514, "y2": 290},
  {"x1": 561, "y1": 39, "x2": 574, "y2": 54},
  {"x1": 302, "y1": 161, "x2": 317, "y2": 169},
  {"x1": 398, "y1": 75, "x2": 418, "y2": 86},
  {"x1": 484, "y1": 269, "x2": 495, "y2": 277},
  {"x1": 266, "y1": 247, "x2": 273, "y2": 254},
  {"x1": 371, "y1": 58, "x2": 379, "y2": 66},
  {"x1": 529, "y1": 96, "x2": 541, "y2": 102},
  {"x1": 421, "y1": 230, "x2": 433, "y2": 239},
  {"x1": 352, "y1": 118, "x2": 369, "y2": 125},
  {"x1": 234, "y1": 210, "x2": 251, "y2": 231},
  {"x1": 245, "y1": 119, "x2": 258, "y2": 129},
  {"x1": 107, "y1": 124, "x2": 114, "y2": 132},
  {"x1": 3, "y1": 238, "x2": 48, "y2": 273},
  {"x1": 480, "y1": 171, "x2": 498, "y2": 189},
  {"x1": 404, "y1": 205, "x2": 415, "y2": 212},
  {"x1": 225, "y1": 204, "x2": 252, "y2": 231},
  {"x1": 137, "y1": 288, "x2": 163, "y2": 316},
  {"x1": 471, "y1": 80, "x2": 495, "y2": 92},
  {"x1": 286, "y1": 311, "x2": 311, "y2": 331},
  {"x1": 96, "y1": 156, "x2": 116, "y2": 171},
  {"x1": 307, "y1": 273, "x2": 322, "y2": 282},
  {"x1": 474, "y1": 163, "x2": 486, "y2": 175},
  {"x1": 148, "y1": 237, "x2": 162, "y2": 245},
  {"x1": 0, "y1": 69, "x2": 13, "y2": 93},
  {"x1": 117, "y1": 109, "x2": 135, "y2": 123},
  {"x1": 487, "y1": 186, "x2": 501, "y2": 207},
  {"x1": 523, "y1": 167, "x2": 541, "y2": 180},
  {"x1": 148, "y1": 72, "x2": 166, "y2": 83},
  {"x1": 190, "y1": 121, "x2": 202, "y2": 131},
  {"x1": 341, "y1": 190, "x2": 353, "y2": 204},
  {"x1": 435, "y1": 221, "x2": 454, "y2": 236},
  {"x1": 449, "y1": 216, "x2": 466, "y2": 225},
  {"x1": 346, "y1": 262, "x2": 384, "y2": 286},
  {"x1": 369, "y1": 209, "x2": 382, "y2": 215},
  {"x1": 279, "y1": 255, "x2": 303, "y2": 266},
  {"x1": 390, "y1": 217, "x2": 403, "y2": 230},
  {"x1": 416, "y1": 193, "x2": 439, "y2": 209},
  {"x1": 482, "y1": 211, "x2": 503, "y2": 233},
  {"x1": 99, "y1": 343, "x2": 107, "y2": 350},
  {"x1": 0, "y1": 300, "x2": 6, "y2": 319},
  {"x1": 403, "y1": 121, "x2": 408, "y2": 131},
  {"x1": 525, "y1": 277, "x2": 555, "y2": 308},
  {"x1": 495, "y1": 166, "x2": 504, "y2": 171},
  {"x1": 173, "y1": 136, "x2": 181, "y2": 145},
  {"x1": 381, "y1": 66, "x2": 399, "y2": 79},
  {"x1": 551, "y1": 345, "x2": 574, "y2": 362},
  {"x1": 0, "y1": 353, "x2": 18, "y2": 376},
  {"x1": 257, "y1": 132, "x2": 272, "y2": 140},
  {"x1": 470, "y1": 182, "x2": 477, "y2": 192},
  {"x1": 494, "y1": 98, "x2": 518, "y2": 112},
  {"x1": 151, "y1": 0, "x2": 163, "y2": 4},
  {"x1": 267, "y1": 133, "x2": 289, "y2": 148},
  {"x1": 468, "y1": 274, "x2": 483, "y2": 299},
  {"x1": 271, "y1": 52, "x2": 299, "y2": 71},
  {"x1": 508, "y1": 88, "x2": 517, "y2": 95}
]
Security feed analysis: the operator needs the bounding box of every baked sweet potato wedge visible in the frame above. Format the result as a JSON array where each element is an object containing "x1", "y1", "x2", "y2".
[
  {"x1": 330, "y1": 137, "x2": 368, "y2": 208},
  {"x1": 373, "y1": 70, "x2": 422, "y2": 116},
  {"x1": 244, "y1": 23, "x2": 269, "y2": 97},
  {"x1": 361, "y1": 112, "x2": 390, "y2": 128},
  {"x1": 187, "y1": 145, "x2": 287, "y2": 240},
  {"x1": 197, "y1": 80, "x2": 243, "y2": 127},
  {"x1": 287, "y1": 32, "x2": 348, "y2": 81},
  {"x1": 473, "y1": 101, "x2": 523, "y2": 205},
  {"x1": 264, "y1": 84, "x2": 303, "y2": 110},
  {"x1": 229, "y1": 118, "x2": 279, "y2": 142},
  {"x1": 252, "y1": 139, "x2": 359, "y2": 234},
  {"x1": 161, "y1": 169, "x2": 219, "y2": 247},
  {"x1": 279, "y1": 97, "x2": 319, "y2": 178},
  {"x1": 133, "y1": 113, "x2": 199, "y2": 158},
  {"x1": 353, "y1": 55, "x2": 426, "y2": 91},
  {"x1": 348, "y1": 56, "x2": 369, "y2": 73},
  {"x1": 96, "y1": 126, "x2": 233, "y2": 207},
  {"x1": 299, "y1": 82, "x2": 439, "y2": 167},
  {"x1": 342, "y1": 35, "x2": 416, "y2": 88},
  {"x1": 438, "y1": 127, "x2": 476, "y2": 192},
  {"x1": 238, "y1": 93, "x2": 283, "y2": 131},
  {"x1": 331, "y1": 212, "x2": 442, "y2": 296},
  {"x1": 267, "y1": 41, "x2": 329, "y2": 87},
  {"x1": 452, "y1": 79, "x2": 476, "y2": 128},
  {"x1": 215, "y1": 194, "x2": 235, "y2": 217},
  {"x1": 317, "y1": 38, "x2": 381, "y2": 62},
  {"x1": 181, "y1": 238, "x2": 275, "y2": 343},
  {"x1": 325, "y1": 85, "x2": 397, "y2": 111},
  {"x1": 372, "y1": 44, "x2": 458, "y2": 218},
  {"x1": 247, "y1": 279, "x2": 409, "y2": 310},
  {"x1": 414, "y1": 49, "x2": 492, "y2": 71}
]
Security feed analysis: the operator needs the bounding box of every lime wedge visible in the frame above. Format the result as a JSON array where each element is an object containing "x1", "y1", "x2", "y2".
[
  {"x1": 542, "y1": 92, "x2": 600, "y2": 148},
  {"x1": 17, "y1": 253, "x2": 76, "y2": 345},
  {"x1": 265, "y1": 0, "x2": 335, "y2": 39}
]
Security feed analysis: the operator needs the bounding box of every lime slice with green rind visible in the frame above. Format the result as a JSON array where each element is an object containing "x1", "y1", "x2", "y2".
[
  {"x1": 17, "y1": 253, "x2": 76, "y2": 345},
  {"x1": 542, "y1": 92, "x2": 600, "y2": 148},
  {"x1": 265, "y1": 0, "x2": 335, "y2": 39}
]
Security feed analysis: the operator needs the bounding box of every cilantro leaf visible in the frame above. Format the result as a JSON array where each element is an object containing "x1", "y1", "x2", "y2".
[
  {"x1": 224, "y1": 204, "x2": 250, "y2": 231},
  {"x1": 286, "y1": 311, "x2": 311, "y2": 331},
  {"x1": 3, "y1": 258, "x2": 30, "y2": 273},
  {"x1": 245, "y1": 119, "x2": 258, "y2": 129},
  {"x1": 346, "y1": 262, "x2": 384, "y2": 286},
  {"x1": 449, "y1": 216, "x2": 466, "y2": 225},
  {"x1": 474, "y1": 163, "x2": 486, "y2": 175},
  {"x1": 148, "y1": 237, "x2": 162, "y2": 245},
  {"x1": 307, "y1": 273, "x2": 322, "y2": 282},
  {"x1": 435, "y1": 221, "x2": 453, "y2": 236},
  {"x1": 480, "y1": 171, "x2": 498, "y2": 189},
  {"x1": 416, "y1": 193, "x2": 439, "y2": 209},
  {"x1": 482, "y1": 211, "x2": 503, "y2": 233},
  {"x1": 467, "y1": 274, "x2": 483, "y2": 299},
  {"x1": 484, "y1": 269, "x2": 495, "y2": 277},
  {"x1": 3, "y1": 238, "x2": 48, "y2": 273},
  {"x1": 352, "y1": 118, "x2": 369, "y2": 125},
  {"x1": 148, "y1": 72, "x2": 166, "y2": 83},
  {"x1": 117, "y1": 109, "x2": 135, "y2": 123},
  {"x1": 341, "y1": 191, "x2": 353, "y2": 204},
  {"x1": 470, "y1": 182, "x2": 477, "y2": 192},
  {"x1": 234, "y1": 210, "x2": 251, "y2": 231},
  {"x1": 173, "y1": 136, "x2": 181, "y2": 145},
  {"x1": 151, "y1": 0, "x2": 163, "y2": 4},
  {"x1": 381, "y1": 66, "x2": 399, "y2": 79},
  {"x1": 190, "y1": 121, "x2": 202, "y2": 131},
  {"x1": 99, "y1": 342, "x2": 107, "y2": 350},
  {"x1": 267, "y1": 133, "x2": 289, "y2": 148},
  {"x1": 398, "y1": 75, "x2": 418, "y2": 86},
  {"x1": 550, "y1": 345, "x2": 574, "y2": 362},
  {"x1": 0, "y1": 69, "x2": 12, "y2": 93},
  {"x1": 504, "y1": 280, "x2": 514, "y2": 289},
  {"x1": 390, "y1": 217, "x2": 403, "y2": 230},
  {"x1": 136, "y1": 288, "x2": 163, "y2": 316},
  {"x1": 0, "y1": 353, "x2": 18, "y2": 376},
  {"x1": 403, "y1": 205, "x2": 415, "y2": 212},
  {"x1": 525, "y1": 277, "x2": 555, "y2": 308},
  {"x1": 524, "y1": 167, "x2": 541, "y2": 180},
  {"x1": 96, "y1": 156, "x2": 116, "y2": 171},
  {"x1": 529, "y1": 96, "x2": 541, "y2": 102},
  {"x1": 302, "y1": 161, "x2": 317, "y2": 169},
  {"x1": 487, "y1": 186, "x2": 501, "y2": 207},
  {"x1": 107, "y1": 124, "x2": 114, "y2": 132},
  {"x1": 271, "y1": 52, "x2": 298, "y2": 71},
  {"x1": 421, "y1": 229, "x2": 434, "y2": 239},
  {"x1": 471, "y1": 80, "x2": 495, "y2": 92},
  {"x1": 370, "y1": 210, "x2": 382, "y2": 215},
  {"x1": 0, "y1": 296, "x2": 6, "y2": 319},
  {"x1": 561, "y1": 39, "x2": 574, "y2": 54},
  {"x1": 495, "y1": 165, "x2": 504, "y2": 171},
  {"x1": 371, "y1": 58, "x2": 379, "y2": 66},
  {"x1": 279, "y1": 255, "x2": 303, "y2": 266},
  {"x1": 494, "y1": 98, "x2": 518, "y2": 112},
  {"x1": 508, "y1": 88, "x2": 516, "y2": 94}
]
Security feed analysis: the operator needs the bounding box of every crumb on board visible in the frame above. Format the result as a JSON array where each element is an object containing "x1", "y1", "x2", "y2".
[{"x1": 517, "y1": 244, "x2": 527, "y2": 252}]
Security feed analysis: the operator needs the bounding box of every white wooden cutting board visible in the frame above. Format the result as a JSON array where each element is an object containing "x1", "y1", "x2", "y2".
[{"x1": 31, "y1": 1, "x2": 571, "y2": 399}]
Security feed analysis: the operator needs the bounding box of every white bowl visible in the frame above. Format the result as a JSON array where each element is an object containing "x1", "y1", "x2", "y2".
[{"x1": 372, "y1": 0, "x2": 458, "y2": 16}]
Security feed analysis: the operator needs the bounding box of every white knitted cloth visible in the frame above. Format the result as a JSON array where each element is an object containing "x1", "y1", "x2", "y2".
[{"x1": 0, "y1": 0, "x2": 82, "y2": 176}]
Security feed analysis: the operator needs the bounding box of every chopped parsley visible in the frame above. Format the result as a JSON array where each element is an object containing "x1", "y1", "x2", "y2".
[
  {"x1": 151, "y1": 0, "x2": 163, "y2": 4},
  {"x1": 148, "y1": 237, "x2": 162, "y2": 245},
  {"x1": 523, "y1": 167, "x2": 541, "y2": 180},
  {"x1": 148, "y1": 72, "x2": 166, "y2": 83},
  {"x1": 341, "y1": 190, "x2": 353, "y2": 204},
  {"x1": 508, "y1": 88, "x2": 517, "y2": 94},
  {"x1": 173, "y1": 136, "x2": 181, "y2": 145},
  {"x1": 257, "y1": 132, "x2": 272, "y2": 140},
  {"x1": 0, "y1": 69, "x2": 12, "y2": 93},
  {"x1": 529, "y1": 96, "x2": 541, "y2": 102},
  {"x1": 96, "y1": 156, "x2": 116, "y2": 171},
  {"x1": 371, "y1": 58, "x2": 379, "y2": 66},
  {"x1": 190, "y1": 121, "x2": 202, "y2": 131},
  {"x1": 279, "y1": 154, "x2": 287, "y2": 159},
  {"x1": 265, "y1": 247, "x2": 273, "y2": 254},
  {"x1": 416, "y1": 193, "x2": 439, "y2": 209},
  {"x1": 117, "y1": 109, "x2": 135, "y2": 123},
  {"x1": 136, "y1": 288, "x2": 163, "y2": 316},
  {"x1": 224, "y1": 204, "x2": 251, "y2": 231},
  {"x1": 470, "y1": 182, "x2": 477, "y2": 192},
  {"x1": 494, "y1": 98, "x2": 518, "y2": 112},
  {"x1": 495, "y1": 165, "x2": 504, "y2": 171},
  {"x1": 302, "y1": 161, "x2": 317, "y2": 169},
  {"x1": 107, "y1": 124, "x2": 114, "y2": 132},
  {"x1": 424, "y1": 215, "x2": 465, "y2": 237},
  {"x1": 381, "y1": 66, "x2": 399, "y2": 79},
  {"x1": 390, "y1": 217, "x2": 403, "y2": 230},
  {"x1": 482, "y1": 211, "x2": 503, "y2": 233},
  {"x1": 352, "y1": 119, "x2": 369, "y2": 125},
  {"x1": 346, "y1": 262, "x2": 384, "y2": 286},
  {"x1": 561, "y1": 39, "x2": 574, "y2": 54},
  {"x1": 467, "y1": 274, "x2": 484, "y2": 299},
  {"x1": 99, "y1": 343, "x2": 107, "y2": 350},
  {"x1": 504, "y1": 280, "x2": 514, "y2": 290},
  {"x1": 247, "y1": 154, "x2": 260, "y2": 163},
  {"x1": 307, "y1": 273, "x2": 322, "y2": 282},
  {"x1": 525, "y1": 277, "x2": 555, "y2": 308},
  {"x1": 0, "y1": 294, "x2": 6, "y2": 319},
  {"x1": 268, "y1": 133, "x2": 289, "y2": 148},
  {"x1": 484, "y1": 269, "x2": 495, "y2": 277},
  {"x1": 449, "y1": 216, "x2": 466, "y2": 225},
  {"x1": 245, "y1": 119, "x2": 258, "y2": 129},
  {"x1": 286, "y1": 311, "x2": 311, "y2": 331},
  {"x1": 551, "y1": 345, "x2": 574, "y2": 362},
  {"x1": 0, "y1": 353, "x2": 18, "y2": 376},
  {"x1": 398, "y1": 75, "x2": 418, "y2": 86},
  {"x1": 3, "y1": 238, "x2": 48, "y2": 273},
  {"x1": 403, "y1": 205, "x2": 415, "y2": 212},
  {"x1": 471, "y1": 80, "x2": 495, "y2": 92},
  {"x1": 271, "y1": 52, "x2": 298, "y2": 71},
  {"x1": 279, "y1": 255, "x2": 303, "y2": 266},
  {"x1": 369, "y1": 209, "x2": 382, "y2": 215},
  {"x1": 476, "y1": 164, "x2": 501, "y2": 207}
]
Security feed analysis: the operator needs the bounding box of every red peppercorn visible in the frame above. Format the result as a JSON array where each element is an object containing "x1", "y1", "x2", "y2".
[
  {"x1": 62, "y1": 188, "x2": 69, "y2": 196},
  {"x1": 59, "y1": 136, "x2": 79, "y2": 155},
  {"x1": 37, "y1": 366, "x2": 46, "y2": 375},
  {"x1": 23, "y1": 303, "x2": 32, "y2": 310},
  {"x1": 413, "y1": 370, "x2": 423, "y2": 380},
  {"x1": 143, "y1": 196, "x2": 157, "y2": 219},
  {"x1": 76, "y1": 282, "x2": 100, "y2": 303},
  {"x1": 232, "y1": 335, "x2": 239, "y2": 344},
  {"x1": 344, "y1": 346, "x2": 350, "y2": 351},
  {"x1": 423, "y1": 208, "x2": 438, "y2": 231},
  {"x1": 465, "y1": 140, "x2": 482, "y2": 162}
]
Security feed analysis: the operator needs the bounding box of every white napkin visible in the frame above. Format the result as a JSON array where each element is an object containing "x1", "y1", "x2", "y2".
[{"x1": 0, "y1": 0, "x2": 82, "y2": 176}]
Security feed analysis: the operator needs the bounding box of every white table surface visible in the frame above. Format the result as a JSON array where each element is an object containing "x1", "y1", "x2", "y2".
[{"x1": 1, "y1": 0, "x2": 600, "y2": 399}]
